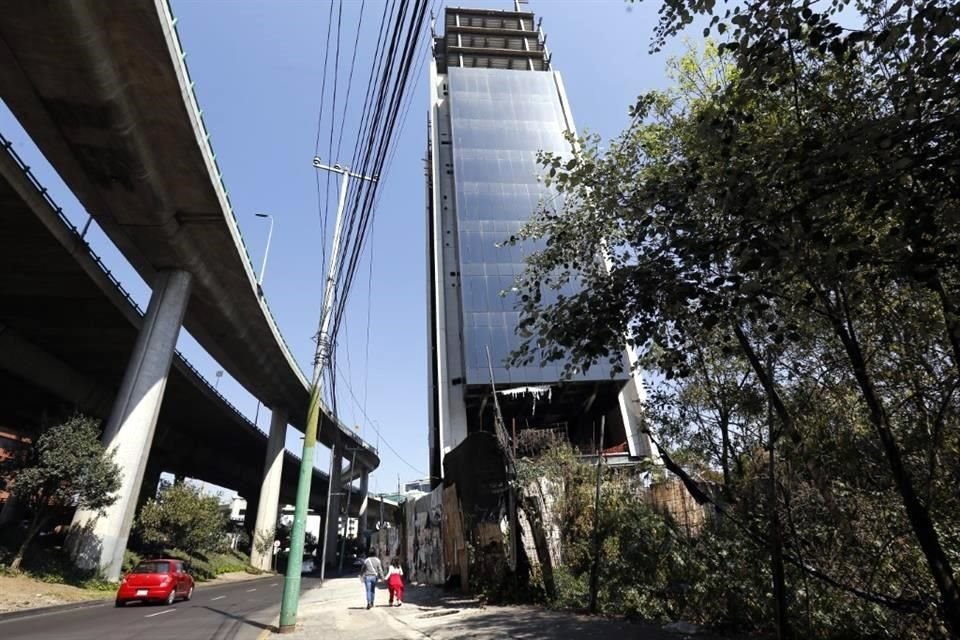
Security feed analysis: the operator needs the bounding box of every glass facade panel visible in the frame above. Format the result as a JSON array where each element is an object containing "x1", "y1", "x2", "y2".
[{"x1": 447, "y1": 67, "x2": 619, "y2": 385}]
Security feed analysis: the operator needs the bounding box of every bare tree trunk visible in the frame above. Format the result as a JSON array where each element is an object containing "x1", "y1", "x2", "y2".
[
  {"x1": 767, "y1": 361, "x2": 792, "y2": 640},
  {"x1": 733, "y1": 324, "x2": 800, "y2": 444},
  {"x1": 825, "y1": 287, "x2": 960, "y2": 637},
  {"x1": 719, "y1": 410, "x2": 734, "y2": 502},
  {"x1": 10, "y1": 511, "x2": 47, "y2": 572},
  {"x1": 933, "y1": 276, "x2": 960, "y2": 375}
]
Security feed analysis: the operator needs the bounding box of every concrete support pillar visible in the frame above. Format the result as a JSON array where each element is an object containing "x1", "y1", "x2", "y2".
[
  {"x1": 323, "y1": 443, "x2": 344, "y2": 565},
  {"x1": 251, "y1": 408, "x2": 287, "y2": 571},
  {"x1": 243, "y1": 495, "x2": 259, "y2": 540},
  {"x1": 358, "y1": 471, "x2": 369, "y2": 543},
  {"x1": 68, "y1": 270, "x2": 192, "y2": 581},
  {"x1": 135, "y1": 461, "x2": 162, "y2": 513}
]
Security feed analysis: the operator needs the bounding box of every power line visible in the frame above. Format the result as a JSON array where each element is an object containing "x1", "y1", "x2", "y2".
[
  {"x1": 314, "y1": 0, "x2": 337, "y2": 270},
  {"x1": 307, "y1": 0, "x2": 431, "y2": 472},
  {"x1": 334, "y1": 362, "x2": 427, "y2": 478},
  {"x1": 331, "y1": 0, "x2": 430, "y2": 341},
  {"x1": 326, "y1": 0, "x2": 429, "y2": 401},
  {"x1": 323, "y1": 0, "x2": 344, "y2": 281},
  {"x1": 333, "y1": 0, "x2": 366, "y2": 164}
]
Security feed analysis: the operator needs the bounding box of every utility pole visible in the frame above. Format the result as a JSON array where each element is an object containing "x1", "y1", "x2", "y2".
[
  {"x1": 588, "y1": 416, "x2": 606, "y2": 614},
  {"x1": 278, "y1": 158, "x2": 376, "y2": 633}
]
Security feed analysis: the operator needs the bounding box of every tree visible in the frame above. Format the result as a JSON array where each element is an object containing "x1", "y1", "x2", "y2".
[
  {"x1": 510, "y1": 14, "x2": 960, "y2": 634},
  {"x1": 1, "y1": 415, "x2": 120, "y2": 571},
  {"x1": 135, "y1": 481, "x2": 228, "y2": 555}
]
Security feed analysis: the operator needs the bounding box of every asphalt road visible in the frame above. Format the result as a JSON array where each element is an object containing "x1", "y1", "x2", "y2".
[{"x1": 0, "y1": 575, "x2": 320, "y2": 640}]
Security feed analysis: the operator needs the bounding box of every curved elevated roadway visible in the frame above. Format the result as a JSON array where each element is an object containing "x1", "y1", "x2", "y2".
[
  {"x1": 0, "y1": 0, "x2": 378, "y2": 473},
  {"x1": 0, "y1": 135, "x2": 370, "y2": 519}
]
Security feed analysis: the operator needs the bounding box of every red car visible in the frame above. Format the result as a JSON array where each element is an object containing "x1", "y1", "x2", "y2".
[{"x1": 115, "y1": 559, "x2": 195, "y2": 607}]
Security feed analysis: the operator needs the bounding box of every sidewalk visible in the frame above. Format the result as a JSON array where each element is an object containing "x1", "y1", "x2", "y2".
[{"x1": 270, "y1": 577, "x2": 712, "y2": 639}]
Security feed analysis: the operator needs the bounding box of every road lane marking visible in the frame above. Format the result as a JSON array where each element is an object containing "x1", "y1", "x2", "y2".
[
  {"x1": 246, "y1": 588, "x2": 257, "y2": 592},
  {"x1": 270, "y1": 583, "x2": 278, "y2": 587},
  {"x1": 210, "y1": 596, "x2": 226, "y2": 601},
  {"x1": 144, "y1": 609, "x2": 176, "y2": 618}
]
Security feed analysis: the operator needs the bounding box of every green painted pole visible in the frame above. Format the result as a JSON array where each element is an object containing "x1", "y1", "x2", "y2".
[
  {"x1": 278, "y1": 383, "x2": 322, "y2": 631},
  {"x1": 277, "y1": 160, "x2": 377, "y2": 633}
]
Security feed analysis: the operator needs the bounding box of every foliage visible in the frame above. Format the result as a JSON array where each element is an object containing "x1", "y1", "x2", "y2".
[
  {"x1": 135, "y1": 481, "x2": 229, "y2": 556},
  {"x1": 253, "y1": 527, "x2": 276, "y2": 559},
  {"x1": 162, "y1": 548, "x2": 254, "y2": 581},
  {"x1": 0, "y1": 415, "x2": 120, "y2": 571},
  {"x1": 509, "y1": 1, "x2": 960, "y2": 634},
  {"x1": 0, "y1": 541, "x2": 116, "y2": 592},
  {"x1": 122, "y1": 550, "x2": 142, "y2": 574},
  {"x1": 519, "y1": 443, "x2": 938, "y2": 637}
]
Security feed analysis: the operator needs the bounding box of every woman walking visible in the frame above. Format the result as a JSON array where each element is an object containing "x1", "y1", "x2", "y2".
[
  {"x1": 386, "y1": 558, "x2": 404, "y2": 606},
  {"x1": 360, "y1": 548, "x2": 383, "y2": 609}
]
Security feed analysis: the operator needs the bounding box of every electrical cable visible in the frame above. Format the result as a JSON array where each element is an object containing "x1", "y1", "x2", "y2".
[
  {"x1": 331, "y1": 0, "x2": 429, "y2": 341},
  {"x1": 310, "y1": 0, "x2": 432, "y2": 459},
  {"x1": 314, "y1": 0, "x2": 337, "y2": 270},
  {"x1": 335, "y1": 362, "x2": 427, "y2": 477}
]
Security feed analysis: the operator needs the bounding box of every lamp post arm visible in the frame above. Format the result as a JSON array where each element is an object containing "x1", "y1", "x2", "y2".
[{"x1": 258, "y1": 216, "x2": 274, "y2": 286}]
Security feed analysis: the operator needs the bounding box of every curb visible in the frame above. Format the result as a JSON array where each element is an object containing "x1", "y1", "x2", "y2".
[
  {"x1": 201, "y1": 572, "x2": 274, "y2": 588},
  {"x1": 0, "y1": 598, "x2": 110, "y2": 624}
]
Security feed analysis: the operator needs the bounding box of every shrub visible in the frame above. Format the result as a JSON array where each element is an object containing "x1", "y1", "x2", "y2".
[{"x1": 135, "y1": 482, "x2": 228, "y2": 556}]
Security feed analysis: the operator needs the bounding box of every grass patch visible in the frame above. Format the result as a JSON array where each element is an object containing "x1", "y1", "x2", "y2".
[
  {"x1": 0, "y1": 541, "x2": 115, "y2": 592},
  {"x1": 160, "y1": 548, "x2": 261, "y2": 582}
]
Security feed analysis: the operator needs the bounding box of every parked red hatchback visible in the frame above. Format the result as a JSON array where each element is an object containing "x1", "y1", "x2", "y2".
[{"x1": 115, "y1": 559, "x2": 195, "y2": 607}]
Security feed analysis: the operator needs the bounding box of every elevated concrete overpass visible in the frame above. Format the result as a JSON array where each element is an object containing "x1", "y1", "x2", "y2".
[
  {"x1": 0, "y1": 136, "x2": 380, "y2": 573},
  {"x1": 0, "y1": 1, "x2": 378, "y2": 577}
]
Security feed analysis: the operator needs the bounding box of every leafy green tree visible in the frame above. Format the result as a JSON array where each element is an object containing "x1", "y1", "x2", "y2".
[
  {"x1": 135, "y1": 481, "x2": 228, "y2": 555},
  {"x1": 1, "y1": 415, "x2": 120, "y2": 571},
  {"x1": 510, "y1": 12, "x2": 960, "y2": 634}
]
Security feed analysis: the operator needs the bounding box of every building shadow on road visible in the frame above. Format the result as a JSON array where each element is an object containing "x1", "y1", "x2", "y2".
[
  {"x1": 387, "y1": 585, "x2": 717, "y2": 640},
  {"x1": 395, "y1": 584, "x2": 482, "y2": 613}
]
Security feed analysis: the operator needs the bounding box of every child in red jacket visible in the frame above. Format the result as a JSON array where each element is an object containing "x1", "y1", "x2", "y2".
[{"x1": 386, "y1": 558, "x2": 404, "y2": 606}]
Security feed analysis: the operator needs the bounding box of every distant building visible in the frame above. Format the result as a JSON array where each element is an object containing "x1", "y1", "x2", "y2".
[
  {"x1": 425, "y1": 4, "x2": 652, "y2": 482},
  {"x1": 404, "y1": 479, "x2": 432, "y2": 494},
  {"x1": 0, "y1": 426, "x2": 32, "y2": 523},
  {"x1": 229, "y1": 497, "x2": 324, "y2": 545},
  {"x1": 338, "y1": 516, "x2": 358, "y2": 539},
  {"x1": 227, "y1": 495, "x2": 247, "y2": 523}
]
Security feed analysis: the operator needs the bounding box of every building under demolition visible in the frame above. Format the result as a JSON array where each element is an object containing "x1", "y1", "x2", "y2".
[
  {"x1": 425, "y1": 2, "x2": 652, "y2": 483},
  {"x1": 419, "y1": 2, "x2": 657, "y2": 593}
]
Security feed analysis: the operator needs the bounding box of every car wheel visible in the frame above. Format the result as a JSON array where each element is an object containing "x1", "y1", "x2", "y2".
[
  {"x1": 115, "y1": 599, "x2": 124, "y2": 608},
  {"x1": 185, "y1": 586, "x2": 194, "y2": 601},
  {"x1": 165, "y1": 589, "x2": 176, "y2": 606}
]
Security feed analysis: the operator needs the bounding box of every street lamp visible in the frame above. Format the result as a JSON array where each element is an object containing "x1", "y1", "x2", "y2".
[
  {"x1": 255, "y1": 213, "x2": 274, "y2": 290},
  {"x1": 214, "y1": 370, "x2": 224, "y2": 390}
]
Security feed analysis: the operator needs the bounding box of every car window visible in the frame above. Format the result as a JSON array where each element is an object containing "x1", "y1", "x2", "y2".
[
  {"x1": 132, "y1": 561, "x2": 170, "y2": 574},
  {"x1": 173, "y1": 562, "x2": 182, "y2": 572}
]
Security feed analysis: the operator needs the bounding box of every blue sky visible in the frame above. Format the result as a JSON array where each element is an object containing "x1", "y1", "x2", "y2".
[{"x1": 0, "y1": 0, "x2": 685, "y2": 498}]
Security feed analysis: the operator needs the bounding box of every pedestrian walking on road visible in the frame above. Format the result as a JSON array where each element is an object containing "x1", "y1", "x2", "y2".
[
  {"x1": 386, "y1": 558, "x2": 404, "y2": 606},
  {"x1": 360, "y1": 548, "x2": 383, "y2": 609}
]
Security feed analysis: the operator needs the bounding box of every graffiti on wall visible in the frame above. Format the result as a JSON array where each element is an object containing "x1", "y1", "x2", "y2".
[{"x1": 406, "y1": 486, "x2": 444, "y2": 585}]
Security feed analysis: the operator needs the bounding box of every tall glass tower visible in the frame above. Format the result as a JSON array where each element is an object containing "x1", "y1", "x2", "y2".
[{"x1": 426, "y1": 5, "x2": 651, "y2": 482}]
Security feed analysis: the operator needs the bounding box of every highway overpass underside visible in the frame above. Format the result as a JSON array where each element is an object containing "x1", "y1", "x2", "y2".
[
  {"x1": 0, "y1": 1, "x2": 379, "y2": 472},
  {"x1": 0, "y1": 140, "x2": 347, "y2": 568}
]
